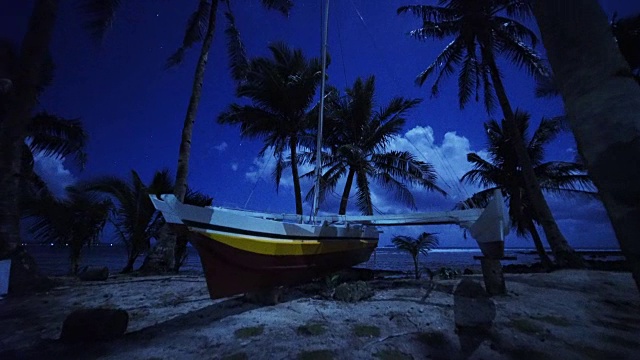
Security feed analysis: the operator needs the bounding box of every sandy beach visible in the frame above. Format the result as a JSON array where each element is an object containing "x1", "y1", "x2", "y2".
[{"x1": 1, "y1": 269, "x2": 639, "y2": 360}]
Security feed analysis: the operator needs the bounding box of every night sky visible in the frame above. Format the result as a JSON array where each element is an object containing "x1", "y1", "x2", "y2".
[{"x1": 3, "y1": 0, "x2": 639, "y2": 248}]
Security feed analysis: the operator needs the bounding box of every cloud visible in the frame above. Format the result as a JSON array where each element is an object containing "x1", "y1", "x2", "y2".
[
  {"x1": 214, "y1": 142, "x2": 228, "y2": 152},
  {"x1": 32, "y1": 152, "x2": 76, "y2": 199},
  {"x1": 231, "y1": 163, "x2": 238, "y2": 171}
]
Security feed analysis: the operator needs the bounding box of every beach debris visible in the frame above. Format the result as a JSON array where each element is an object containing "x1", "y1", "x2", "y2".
[
  {"x1": 77, "y1": 266, "x2": 109, "y2": 281},
  {"x1": 333, "y1": 281, "x2": 374, "y2": 302},
  {"x1": 60, "y1": 308, "x2": 129, "y2": 342},
  {"x1": 438, "y1": 267, "x2": 460, "y2": 280}
]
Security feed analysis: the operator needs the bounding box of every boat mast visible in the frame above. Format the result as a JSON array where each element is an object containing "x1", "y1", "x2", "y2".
[{"x1": 312, "y1": 0, "x2": 330, "y2": 221}]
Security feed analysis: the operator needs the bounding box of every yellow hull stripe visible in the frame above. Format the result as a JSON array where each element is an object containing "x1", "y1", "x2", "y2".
[{"x1": 195, "y1": 230, "x2": 377, "y2": 256}]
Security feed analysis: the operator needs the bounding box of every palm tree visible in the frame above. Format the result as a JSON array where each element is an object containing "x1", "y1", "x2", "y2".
[
  {"x1": 398, "y1": 0, "x2": 584, "y2": 267},
  {"x1": 392, "y1": 232, "x2": 439, "y2": 279},
  {"x1": 82, "y1": 170, "x2": 213, "y2": 273},
  {"x1": 218, "y1": 42, "x2": 325, "y2": 215},
  {"x1": 532, "y1": 0, "x2": 640, "y2": 290},
  {"x1": 611, "y1": 12, "x2": 640, "y2": 83},
  {"x1": 459, "y1": 111, "x2": 596, "y2": 268},
  {"x1": 22, "y1": 188, "x2": 111, "y2": 275},
  {"x1": 309, "y1": 76, "x2": 445, "y2": 215}
]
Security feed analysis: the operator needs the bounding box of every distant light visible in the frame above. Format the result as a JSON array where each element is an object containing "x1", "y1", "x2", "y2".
[
  {"x1": 50, "y1": 243, "x2": 54, "y2": 246},
  {"x1": 110, "y1": 243, "x2": 113, "y2": 247}
]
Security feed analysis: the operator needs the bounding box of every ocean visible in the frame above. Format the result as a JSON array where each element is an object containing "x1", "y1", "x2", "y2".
[{"x1": 23, "y1": 244, "x2": 623, "y2": 276}]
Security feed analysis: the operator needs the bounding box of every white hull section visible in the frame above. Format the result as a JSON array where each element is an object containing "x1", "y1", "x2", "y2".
[{"x1": 150, "y1": 190, "x2": 509, "y2": 245}]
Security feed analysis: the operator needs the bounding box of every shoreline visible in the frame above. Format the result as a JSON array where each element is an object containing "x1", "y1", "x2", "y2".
[{"x1": 1, "y1": 267, "x2": 639, "y2": 359}]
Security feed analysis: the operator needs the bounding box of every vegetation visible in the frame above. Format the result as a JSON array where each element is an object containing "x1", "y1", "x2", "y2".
[
  {"x1": 297, "y1": 322, "x2": 327, "y2": 336},
  {"x1": 533, "y1": 0, "x2": 640, "y2": 289},
  {"x1": 352, "y1": 324, "x2": 381, "y2": 337},
  {"x1": 459, "y1": 111, "x2": 595, "y2": 268},
  {"x1": 398, "y1": 0, "x2": 584, "y2": 268},
  {"x1": 308, "y1": 76, "x2": 445, "y2": 215},
  {"x1": 233, "y1": 325, "x2": 264, "y2": 339},
  {"x1": 297, "y1": 350, "x2": 334, "y2": 360},
  {"x1": 82, "y1": 170, "x2": 212, "y2": 273},
  {"x1": 218, "y1": 42, "x2": 325, "y2": 215},
  {"x1": 22, "y1": 188, "x2": 111, "y2": 274},
  {"x1": 392, "y1": 232, "x2": 439, "y2": 279},
  {"x1": 373, "y1": 349, "x2": 413, "y2": 360}
]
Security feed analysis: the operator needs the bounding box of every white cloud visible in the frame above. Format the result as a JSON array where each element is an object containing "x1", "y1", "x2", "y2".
[
  {"x1": 231, "y1": 163, "x2": 239, "y2": 171},
  {"x1": 32, "y1": 153, "x2": 76, "y2": 199},
  {"x1": 214, "y1": 142, "x2": 228, "y2": 152}
]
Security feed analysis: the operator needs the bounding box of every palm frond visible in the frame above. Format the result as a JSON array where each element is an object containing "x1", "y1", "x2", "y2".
[
  {"x1": 77, "y1": 0, "x2": 122, "y2": 41},
  {"x1": 224, "y1": 8, "x2": 249, "y2": 82},
  {"x1": 166, "y1": 0, "x2": 212, "y2": 68},
  {"x1": 260, "y1": 0, "x2": 294, "y2": 16},
  {"x1": 27, "y1": 112, "x2": 88, "y2": 168}
]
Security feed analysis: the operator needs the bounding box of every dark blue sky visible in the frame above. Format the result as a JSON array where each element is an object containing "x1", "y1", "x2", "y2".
[{"x1": 3, "y1": 1, "x2": 638, "y2": 248}]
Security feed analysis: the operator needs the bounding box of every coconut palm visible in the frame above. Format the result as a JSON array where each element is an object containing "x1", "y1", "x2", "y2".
[
  {"x1": 22, "y1": 188, "x2": 111, "y2": 274},
  {"x1": 307, "y1": 76, "x2": 445, "y2": 215},
  {"x1": 82, "y1": 169, "x2": 212, "y2": 273},
  {"x1": 218, "y1": 42, "x2": 325, "y2": 215},
  {"x1": 459, "y1": 111, "x2": 596, "y2": 268},
  {"x1": 392, "y1": 232, "x2": 439, "y2": 279},
  {"x1": 398, "y1": 0, "x2": 584, "y2": 267},
  {"x1": 532, "y1": 0, "x2": 640, "y2": 290}
]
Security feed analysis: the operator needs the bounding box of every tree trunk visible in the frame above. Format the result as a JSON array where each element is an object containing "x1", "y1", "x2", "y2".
[
  {"x1": 338, "y1": 168, "x2": 355, "y2": 215},
  {"x1": 174, "y1": 0, "x2": 219, "y2": 202},
  {"x1": 484, "y1": 55, "x2": 583, "y2": 268},
  {"x1": 527, "y1": 219, "x2": 553, "y2": 270},
  {"x1": 121, "y1": 253, "x2": 137, "y2": 273},
  {"x1": 533, "y1": 0, "x2": 640, "y2": 291},
  {"x1": 413, "y1": 256, "x2": 420, "y2": 279},
  {"x1": 289, "y1": 136, "x2": 303, "y2": 215},
  {"x1": 173, "y1": 234, "x2": 189, "y2": 272},
  {"x1": 146, "y1": 1, "x2": 219, "y2": 273},
  {"x1": 0, "y1": 0, "x2": 59, "y2": 259}
]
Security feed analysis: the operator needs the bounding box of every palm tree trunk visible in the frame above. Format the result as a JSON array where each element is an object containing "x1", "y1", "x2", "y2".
[
  {"x1": 533, "y1": 0, "x2": 640, "y2": 290},
  {"x1": 174, "y1": 0, "x2": 219, "y2": 202},
  {"x1": 527, "y1": 219, "x2": 553, "y2": 270},
  {"x1": 484, "y1": 55, "x2": 583, "y2": 268},
  {"x1": 338, "y1": 168, "x2": 355, "y2": 215},
  {"x1": 413, "y1": 255, "x2": 420, "y2": 279},
  {"x1": 0, "y1": 0, "x2": 58, "y2": 260},
  {"x1": 289, "y1": 137, "x2": 303, "y2": 215}
]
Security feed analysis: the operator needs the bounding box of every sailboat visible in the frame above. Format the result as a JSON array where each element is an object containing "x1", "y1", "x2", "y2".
[{"x1": 150, "y1": 0, "x2": 510, "y2": 299}]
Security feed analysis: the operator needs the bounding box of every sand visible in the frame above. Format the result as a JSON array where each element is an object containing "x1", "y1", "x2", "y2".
[{"x1": 1, "y1": 269, "x2": 639, "y2": 360}]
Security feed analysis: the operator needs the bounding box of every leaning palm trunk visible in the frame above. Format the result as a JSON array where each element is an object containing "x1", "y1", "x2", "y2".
[
  {"x1": 289, "y1": 137, "x2": 303, "y2": 215},
  {"x1": 338, "y1": 169, "x2": 356, "y2": 215},
  {"x1": 527, "y1": 219, "x2": 553, "y2": 270},
  {"x1": 533, "y1": 0, "x2": 640, "y2": 290},
  {"x1": 144, "y1": 0, "x2": 219, "y2": 273},
  {"x1": 0, "y1": 0, "x2": 58, "y2": 262},
  {"x1": 484, "y1": 54, "x2": 583, "y2": 268}
]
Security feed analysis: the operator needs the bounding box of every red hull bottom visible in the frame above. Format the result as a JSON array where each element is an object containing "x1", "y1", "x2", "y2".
[{"x1": 189, "y1": 232, "x2": 376, "y2": 299}]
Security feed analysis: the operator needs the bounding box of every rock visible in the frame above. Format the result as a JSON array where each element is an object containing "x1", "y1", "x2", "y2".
[
  {"x1": 463, "y1": 268, "x2": 474, "y2": 275},
  {"x1": 77, "y1": 266, "x2": 109, "y2": 281},
  {"x1": 333, "y1": 281, "x2": 374, "y2": 302},
  {"x1": 60, "y1": 308, "x2": 128, "y2": 342},
  {"x1": 454, "y1": 278, "x2": 496, "y2": 330}
]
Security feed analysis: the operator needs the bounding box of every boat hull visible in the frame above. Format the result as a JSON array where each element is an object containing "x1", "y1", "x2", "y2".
[{"x1": 186, "y1": 228, "x2": 377, "y2": 299}]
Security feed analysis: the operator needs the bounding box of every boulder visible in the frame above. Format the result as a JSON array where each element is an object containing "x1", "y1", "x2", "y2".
[
  {"x1": 453, "y1": 278, "x2": 496, "y2": 330},
  {"x1": 77, "y1": 266, "x2": 109, "y2": 281},
  {"x1": 60, "y1": 308, "x2": 128, "y2": 342},
  {"x1": 463, "y1": 268, "x2": 474, "y2": 275},
  {"x1": 333, "y1": 281, "x2": 374, "y2": 302}
]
